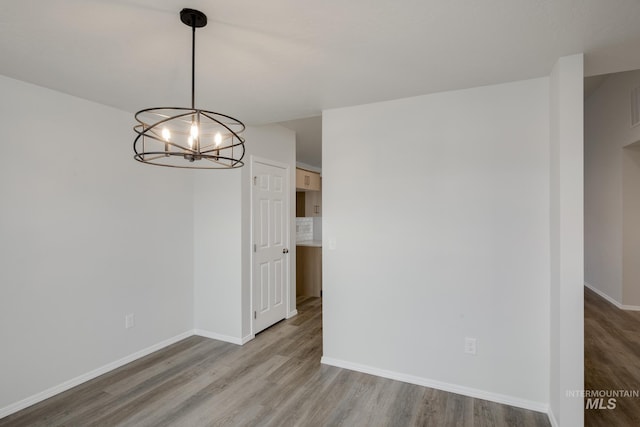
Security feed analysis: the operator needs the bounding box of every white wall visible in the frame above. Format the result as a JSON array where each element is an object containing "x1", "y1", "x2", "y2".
[
  {"x1": 585, "y1": 69, "x2": 640, "y2": 307},
  {"x1": 0, "y1": 76, "x2": 194, "y2": 412},
  {"x1": 194, "y1": 123, "x2": 296, "y2": 343},
  {"x1": 549, "y1": 53, "x2": 584, "y2": 427},
  {"x1": 322, "y1": 77, "x2": 551, "y2": 410},
  {"x1": 193, "y1": 170, "x2": 243, "y2": 341},
  {"x1": 0, "y1": 76, "x2": 296, "y2": 414}
]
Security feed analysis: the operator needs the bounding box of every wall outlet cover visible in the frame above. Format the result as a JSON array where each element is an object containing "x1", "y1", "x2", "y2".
[
  {"x1": 125, "y1": 314, "x2": 135, "y2": 329},
  {"x1": 464, "y1": 337, "x2": 477, "y2": 355}
]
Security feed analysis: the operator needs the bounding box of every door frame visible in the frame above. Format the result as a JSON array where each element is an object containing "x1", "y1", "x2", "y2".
[{"x1": 249, "y1": 155, "x2": 293, "y2": 336}]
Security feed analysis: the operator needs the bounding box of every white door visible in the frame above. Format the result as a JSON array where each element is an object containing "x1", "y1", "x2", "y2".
[{"x1": 252, "y1": 160, "x2": 289, "y2": 334}]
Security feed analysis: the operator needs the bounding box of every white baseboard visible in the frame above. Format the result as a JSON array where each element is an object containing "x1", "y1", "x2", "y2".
[
  {"x1": 193, "y1": 329, "x2": 245, "y2": 345},
  {"x1": 286, "y1": 309, "x2": 298, "y2": 319},
  {"x1": 584, "y1": 282, "x2": 640, "y2": 311},
  {"x1": 0, "y1": 330, "x2": 193, "y2": 419},
  {"x1": 320, "y1": 356, "x2": 549, "y2": 414},
  {"x1": 241, "y1": 334, "x2": 255, "y2": 345},
  {"x1": 1, "y1": 328, "x2": 259, "y2": 419},
  {"x1": 585, "y1": 282, "x2": 622, "y2": 307}
]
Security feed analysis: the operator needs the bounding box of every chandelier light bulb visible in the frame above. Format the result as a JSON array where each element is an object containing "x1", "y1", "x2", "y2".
[
  {"x1": 162, "y1": 127, "x2": 171, "y2": 141},
  {"x1": 214, "y1": 132, "x2": 222, "y2": 147},
  {"x1": 190, "y1": 123, "x2": 199, "y2": 139}
]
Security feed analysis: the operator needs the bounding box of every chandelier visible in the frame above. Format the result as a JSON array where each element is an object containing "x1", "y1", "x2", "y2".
[{"x1": 133, "y1": 8, "x2": 245, "y2": 169}]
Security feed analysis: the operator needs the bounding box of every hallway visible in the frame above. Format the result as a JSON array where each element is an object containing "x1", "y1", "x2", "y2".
[{"x1": 585, "y1": 287, "x2": 640, "y2": 426}]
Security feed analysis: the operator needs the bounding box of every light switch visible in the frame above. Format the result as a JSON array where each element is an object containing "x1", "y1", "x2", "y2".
[{"x1": 328, "y1": 237, "x2": 337, "y2": 250}]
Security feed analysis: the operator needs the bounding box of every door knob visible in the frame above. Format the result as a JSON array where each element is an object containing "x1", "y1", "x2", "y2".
[{"x1": 283, "y1": 248, "x2": 289, "y2": 254}]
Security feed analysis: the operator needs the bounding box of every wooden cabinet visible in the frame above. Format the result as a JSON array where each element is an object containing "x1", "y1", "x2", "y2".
[
  {"x1": 305, "y1": 190, "x2": 322, "y2": 217},
  {"x1": 296, "y1": 190, "x2": 322, "y2": 217},
  {"x1": 296, "y1": 246, "x2": 322, "y2": 297},
  {"x1": 296, "y1": 168, "x2": 321, "y2": 191},
  {"x1": 296, "y1": 168, "x2": 321, "y2": 217},
  {"x1": 296, "y1": 192, "x2": 306, "y2": 217}
]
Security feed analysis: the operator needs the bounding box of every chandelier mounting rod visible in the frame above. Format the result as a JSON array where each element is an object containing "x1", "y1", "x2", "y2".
[{"x1": 180, "y1": 8, "x2": 207, "y2": 109}]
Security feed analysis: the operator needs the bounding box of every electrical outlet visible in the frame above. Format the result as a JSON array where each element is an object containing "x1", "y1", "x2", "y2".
[
  {"x1": 125, "y1": 314, "x2": 135, "y2": 329},
  {"x1": 464, "y1": 337, "x2": 477, "y2": 355}
]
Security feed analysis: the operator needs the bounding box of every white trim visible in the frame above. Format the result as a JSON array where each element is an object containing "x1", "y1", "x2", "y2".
[
  {"x1": 547, "y1": 407, "x2": 559, "y2": 427},
  {"x1": 320, "y1": 356, "x2": 549, "y2": 414},
  {"x1": 584, "y1": 282, "x2": 622, "y2": 307},
  {"x1": 584, "y1": 282, "x2": 640, "y2": 311},
  {"x1": 286, "y1": 309, "x2": 298, "y2": 319},
  {"x1": 241, "y1": 334, "x2": 255, "y2": 345},
  {"x1": 194, "y1": 329, "x2": 244, "y2": 345},
  {"x1": 0, "y1": 330, "x2": 193, "y2": 419}
]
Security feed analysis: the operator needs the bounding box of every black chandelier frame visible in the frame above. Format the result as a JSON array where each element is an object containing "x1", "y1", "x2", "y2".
[{"x1": 133, "y1": 8, "x2": 246, "y2": 169}]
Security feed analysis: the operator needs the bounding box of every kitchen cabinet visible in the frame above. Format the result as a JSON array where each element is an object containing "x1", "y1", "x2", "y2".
[
  {"x1": 296, "y1": 192, "x2": 306, "y2": 217},
  {"x1": 304, "y1": 190, "x2": 322, "y2": 217},
  {"x1": 296, "y1": 190, "x2": 322, "y2": 217},
  {"x1": 296, "y1": 245, "x2": 322, "y2": 297},
  {"x1": 296, "y1": 168, "x2": 321, "y2": 191}
]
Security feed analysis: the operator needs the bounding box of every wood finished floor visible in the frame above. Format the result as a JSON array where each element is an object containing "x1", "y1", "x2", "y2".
[
  {"x1": 585, "y1": 287, "x2": 640, "y2": 427},
  {"x1": 1, "y1": 297, "x2": 550, "y2": 426}
]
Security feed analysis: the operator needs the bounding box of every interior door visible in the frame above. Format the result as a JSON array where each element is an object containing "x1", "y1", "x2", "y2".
[{"x1": 252, "y1": 160, "x2": 289, "y2": 334}]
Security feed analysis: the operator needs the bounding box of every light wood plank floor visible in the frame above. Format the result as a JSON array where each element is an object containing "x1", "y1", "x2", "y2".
[
  {"x1": 585, "y1": 287, "x2": 640, "y2": 426},
  {"x1": 1, "y1": 297, "x2": 550, "y2": 426}
]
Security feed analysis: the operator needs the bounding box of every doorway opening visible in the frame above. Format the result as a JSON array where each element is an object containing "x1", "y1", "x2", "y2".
[{"x1": 584, "y1": 69, "x2": 640, "y2": 424}]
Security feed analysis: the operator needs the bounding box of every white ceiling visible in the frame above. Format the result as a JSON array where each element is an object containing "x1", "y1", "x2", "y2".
[
  {"x1": 279, "y1": 116, "x2": 322, "y2": 168},
  {"x1": 2, "y1": 0, "x2": 640, "y2": 129}
]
